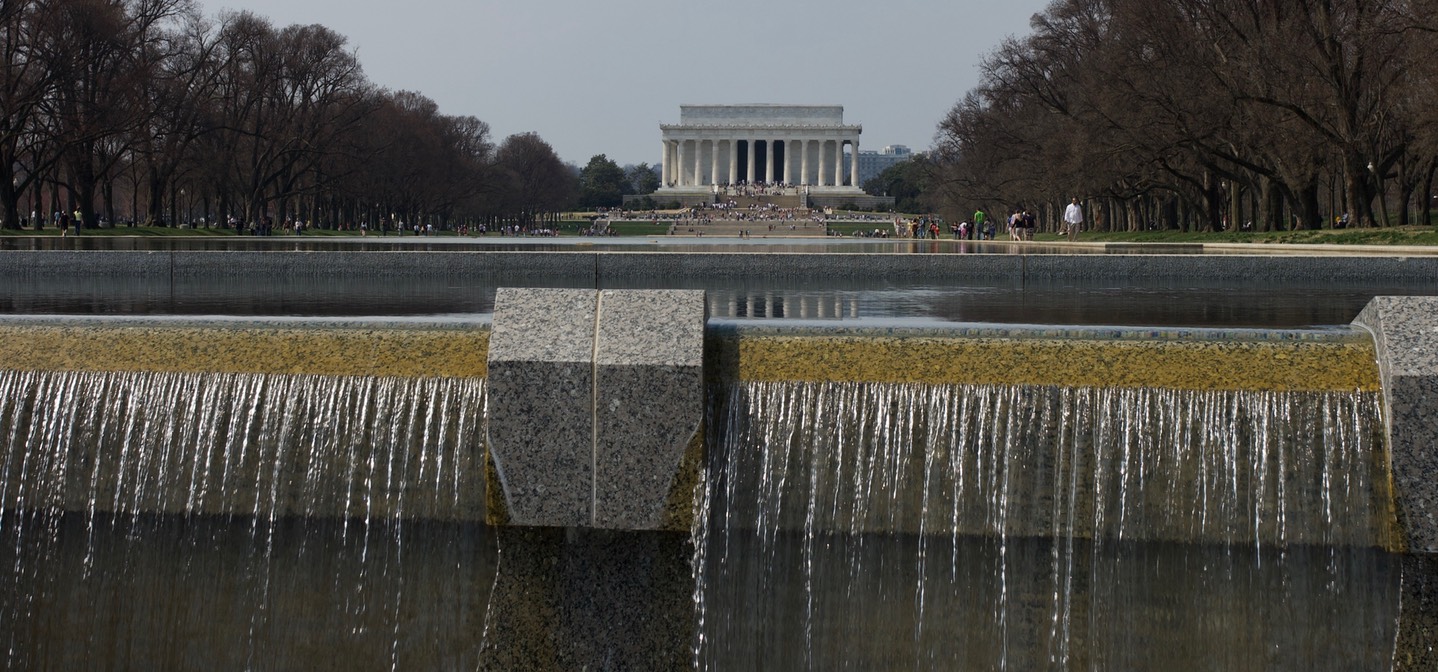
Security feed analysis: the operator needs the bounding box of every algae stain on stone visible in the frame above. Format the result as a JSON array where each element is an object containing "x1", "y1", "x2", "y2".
[
  {"x1": 717, "y1": 334, "x2": 1379, "y2": 392},
  {"x1": 0, "y1": 325, "x2": 490, "y2": 378}
]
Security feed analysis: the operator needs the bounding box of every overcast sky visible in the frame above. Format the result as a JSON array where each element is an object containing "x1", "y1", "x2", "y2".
[{"x1": 193, "y1": 0, "x2": 1049, "y2": 167}]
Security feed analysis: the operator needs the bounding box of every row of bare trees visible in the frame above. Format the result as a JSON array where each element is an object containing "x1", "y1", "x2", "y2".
[
  {"x1": 0, "y1": 0, "x2": 577, "y2": 232},
  {"x1": 933, "y1": 0, "x2": 1438, "y2": 233}
]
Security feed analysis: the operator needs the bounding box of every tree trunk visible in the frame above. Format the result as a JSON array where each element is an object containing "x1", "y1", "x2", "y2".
[
  {"x1": 1345, "y1": 157, "x2": 1375, "y2": 227},
  {"x1": 31, "y1": 179, "x2": 43, "y2": 230},
  {"x1": 0, "y1": 162, "x2": 19, "y2": 230},
  {"x1": 1298, "y1": 183, "x2": 1323, "y2": 230},
  {"x1": 1398, "y1": 166, "x2": 1414, "y2": 228},
  {"x1": 1229, "y1": 180, "x2": 1243, "y2": 232}
]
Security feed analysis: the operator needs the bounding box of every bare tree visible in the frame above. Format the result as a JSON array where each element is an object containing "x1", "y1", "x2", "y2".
[{"x1": 491, "y1": 132, "x2": 575, "y2": 229}]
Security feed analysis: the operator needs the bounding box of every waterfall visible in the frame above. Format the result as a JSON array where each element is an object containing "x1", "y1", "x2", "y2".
[
  {"x1": 692, "y1": 380, "x2": 1400, "y2": 670},
  {"x1": 0, "y1": 369, "x2": 492, "y2": 670}
]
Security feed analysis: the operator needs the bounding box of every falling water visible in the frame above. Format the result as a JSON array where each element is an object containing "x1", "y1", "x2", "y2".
[
  {"x1": 0, "y1": 369, "x2": 493, "y2": 670},
  {"x1": 692, "y1": 380, "x2": 1400, "y2": 670}
]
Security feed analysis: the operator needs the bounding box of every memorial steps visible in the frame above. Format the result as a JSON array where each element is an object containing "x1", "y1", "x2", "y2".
[
  {"x1": 717, "y1": 193, "x2": 804, "y2": 209},
  {"x1": 668, "y1": 219, "x2": 830, "y2": 238}
]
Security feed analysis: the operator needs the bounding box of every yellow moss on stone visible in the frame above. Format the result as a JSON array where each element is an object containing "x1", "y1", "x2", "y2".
[
  {"x1": 713, "y1": 335, "x2": 1379, "y2": 392},
  {"x1": 0, "y1": 325, "x2": 489, "y2": 378}
]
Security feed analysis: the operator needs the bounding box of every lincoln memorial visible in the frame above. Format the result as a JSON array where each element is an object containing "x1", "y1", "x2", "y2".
[{"x1": 657, "y1": 105, "x2": 865, "y2": 196}]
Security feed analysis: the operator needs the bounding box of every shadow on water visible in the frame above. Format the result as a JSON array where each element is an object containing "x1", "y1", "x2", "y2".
[{"x1": 0, "y1": 512, "x2": 496, "y2": 670}]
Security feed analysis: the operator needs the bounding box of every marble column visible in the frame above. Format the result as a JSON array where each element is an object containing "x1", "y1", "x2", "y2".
[
  {"x1": 800, "y1": 139, "x2": 810, "y2": 186},
  {"x1": 747, "y1": 140, "x2": 759, "y2": 184},
  {"x1": 677, "y1": 140, "x2": 688, "y2": 187},
  {"x1": 834, "y1": 139, "x2": 845, "y2": 187},
  {"x1": 660, "y1": 140, "x2": 670, "y2": 187},
  {"x1": 788, "y1": 139, "x2": 799, "y2": 185},
  {"x1": 765, "y1": 140, "x2": 774, "y2": 185},
  {"x1": 727, "y1": 139, "x2": 737, "y2": 186},
  {"x1": 693, "y1": 141, "x2": 703, "y2": 187},
  {"x1": 710, "y1": 141, "x2": 720, "y2": 188},
  {"x1": 850, "y1": 138, "x2": 860, "y2": 188},
  {"x1": 818, "y1": 140, "x2": 830, "y2": 187}
]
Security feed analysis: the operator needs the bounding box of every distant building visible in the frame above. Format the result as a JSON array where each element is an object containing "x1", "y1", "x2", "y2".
[
  {"x1": 857, "y1": 145, "x2": 913, "y2": 188},
  {"x1": 641, "y1": 104, "x2": 893, "y2": 209},
  {"x1": 657, "y1": 104, "x2": 865, "y2": 193}
]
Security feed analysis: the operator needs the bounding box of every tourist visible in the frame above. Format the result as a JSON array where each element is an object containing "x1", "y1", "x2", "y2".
[{"x1": 1064, "y1": 197, "x2": 1084, "y2": 241}]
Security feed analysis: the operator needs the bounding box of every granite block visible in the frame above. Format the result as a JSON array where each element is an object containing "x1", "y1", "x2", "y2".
[
  {"x1": 594, "y1": 365, "x2": 703, "y2": 529},
  {"x1": 486, "y1": 289, "x2": 599, "y2": 527},
  {"x1": 595, "y1": 290, "x2": 706, "y2": 368},
  {"x1": 593, "y1": 290, "x2": 706, "y2": 530},
  {"x1": 486, "y1": 361, "x2": 594, "y2": 527},
  {"x1": 1355, "y1": 296, "x2": 1438, "y2": 553},
  {"x1": 484, "y1": 288, "x2": 707, "y2": 530}
]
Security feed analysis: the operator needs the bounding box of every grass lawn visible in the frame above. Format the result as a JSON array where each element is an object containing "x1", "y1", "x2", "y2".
[{"x1": 602, "y1": 221, "x2": 672, "y2": 237}]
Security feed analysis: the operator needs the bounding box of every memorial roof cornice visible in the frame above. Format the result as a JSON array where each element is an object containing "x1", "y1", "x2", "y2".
[{"x1": 661, "y1": 123, "x2": 862, "y2": 132}]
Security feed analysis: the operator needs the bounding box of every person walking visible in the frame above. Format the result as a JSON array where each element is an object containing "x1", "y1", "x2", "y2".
[{"x1": 1064, "y1": 197, "x2": 1084, "y2": 242}]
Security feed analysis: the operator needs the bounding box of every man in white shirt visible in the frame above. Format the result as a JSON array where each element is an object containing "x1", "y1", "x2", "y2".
[{"x1": 1063, "y1": 197, "x2": 1084, "y2": 242}]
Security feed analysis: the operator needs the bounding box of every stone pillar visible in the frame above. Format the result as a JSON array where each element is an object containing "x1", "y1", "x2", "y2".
[
  {"x1": 850, "y1": 138, "x2": 860, "y2": 188},
  {"x1": 788, "y1": 140, "x2": 799, "y2": 187},
  {"x1": 765, "y1": 140, "x2": 774, "y2": 185},
  {"x1": 835, "y1": 139, "x2": 845, "y2": 187},
  {"x1": 800, "y1": 139, "x2": 810, "y2": 186},
  {"x1": 727, "y1": 139, "x2": 738, "y2": 186},
  {"x1": 676, "y1": 140, "x2": 688, "y2": 187},
  {"x1": 487, "y1": 288, "x2": 707, "y2": 530},
  {"x1": 710, "y1": 141, "x2": 720, "y2": 188},
  {"x1": 818, "y1": 140, "x2": 829, "y2": 187},
  {"x1": 747, "y1": 140, "x2": 759, "y2": 184},
  {"x1": 693, "y1": 141, "x2": 703, "y2": 187},
  {"x1": 660, "y1": 139, "x2": 670, "y2": 187}
]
